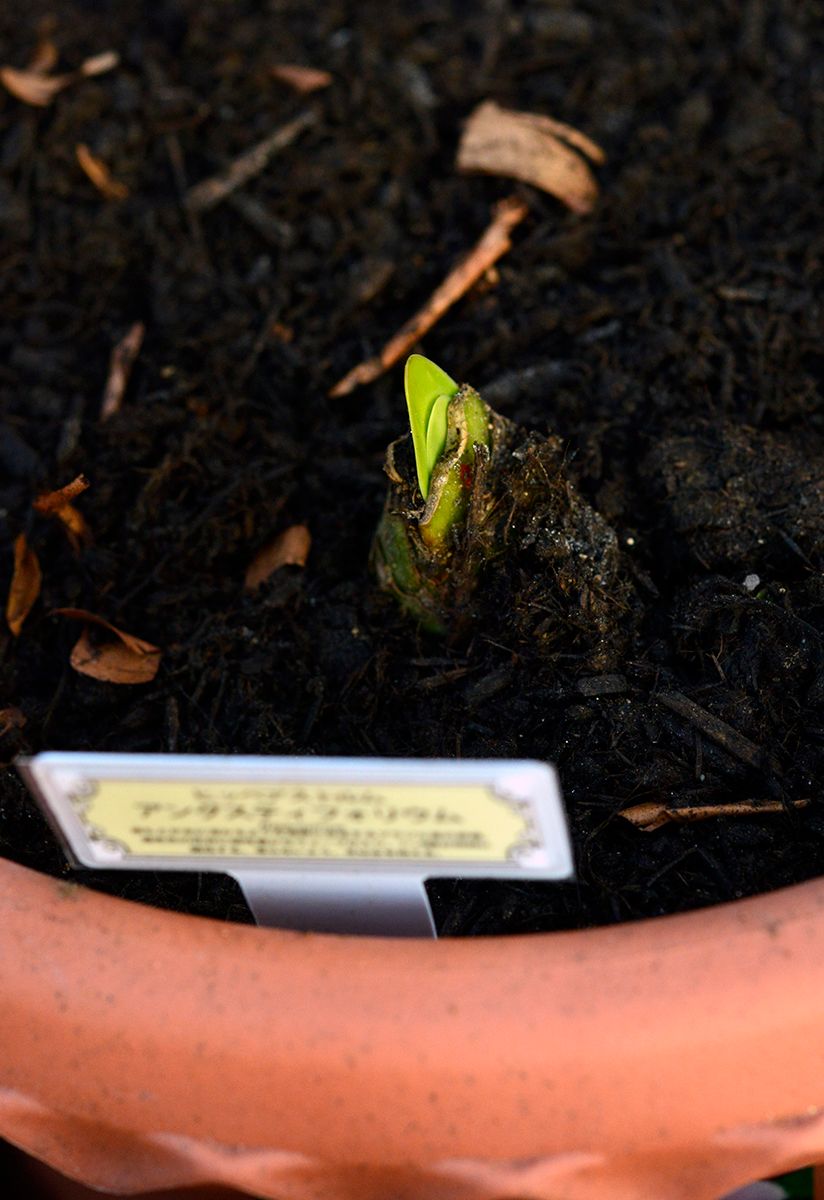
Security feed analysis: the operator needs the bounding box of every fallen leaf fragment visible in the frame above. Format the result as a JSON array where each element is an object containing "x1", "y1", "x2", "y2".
[
  {"x1": 0, "y1": 48, "x2": 118, "y2": 108},
  {"x1": 69, "y1": 630, "x2": 160, "y2": 683},
  {"x1": 100, "y1": 322, "x2": 145, "y2": 419},
  {"x1": 6, "y1": 534, "x2": 42, "y2": 636},
  {"x1": 0, "y1": 65, "x2": 66, "y2": 106},
  {"x1": 28, "y1": 38, "x2": 58, "y2": 75},
  {"x1": 619, "y1": 797, "x2": 810, "y2": 833},
  {"x1": 0, "y1": 707, "x2": 26, "y2": 737},
  {"x1": 245, "y1": 525, "x2": 311, "y2": 590},
  {"x1": 53, "y1": 608, "x2": 161, "y2": 684},
  {"x1": 330, "y1": 195, "x2": 528, "y2": 397},
  {"x1": 457, "y1": 100, "x2": 605, "y2": 215},
  {"x1": 271, "y1": 63, "x2": 332, "y2": 94},
  {"x1": 56, "y1": 505, "x2": 93, "y2": 551},
  {"x1": 76, "y1": 143, "x2": 128, "y2": 201},
  {"x1": 53, "y1": 607, "x2": 158, "y2": 655},
  {"x1": 34, "y1": 474, "x2": 91, "y2": 552}
]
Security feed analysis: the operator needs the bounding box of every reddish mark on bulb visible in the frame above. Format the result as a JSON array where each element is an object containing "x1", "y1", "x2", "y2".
[{"x1": 459, "y1": 463, "x2": 474, "y2": 490}]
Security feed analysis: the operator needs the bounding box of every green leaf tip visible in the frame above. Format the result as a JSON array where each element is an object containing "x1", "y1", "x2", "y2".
[{"x1": 404, "y1": 354, "x2": 458, "y2": 500}]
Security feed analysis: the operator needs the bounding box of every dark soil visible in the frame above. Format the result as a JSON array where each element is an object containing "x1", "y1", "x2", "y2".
[{"x1": 1, "y1": 0, "x2": 822, "y2": 935}]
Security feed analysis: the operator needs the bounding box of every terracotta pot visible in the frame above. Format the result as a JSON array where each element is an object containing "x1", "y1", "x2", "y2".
[{"x1": 2, "y1": 854, "x2": 824, "y2": 1200}]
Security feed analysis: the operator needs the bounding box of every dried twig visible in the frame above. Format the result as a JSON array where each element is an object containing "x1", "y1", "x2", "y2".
[
  {"x1": 330, "y1": 195, "x2": 528, "y2": 397},
  {"x1": 101, "y1": 322, "x2": 145, "y2": 419},
  {"x1": 620, "y1": 797, "x2": 809, "y2": 832},
  {"x1": 186, "y1": 111, "x2": 315, "y2": 213},
  {"x1": 227, "y1": 193, "x2": 295, "y2": 248},
  {"x1": 656, "y1": 690, "x2": 763, "y2": 770}
]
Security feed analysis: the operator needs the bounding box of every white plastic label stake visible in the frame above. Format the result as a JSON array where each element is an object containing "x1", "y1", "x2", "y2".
[{"x1": 18, "y1": 753, "x2": 574, "y2": 938}]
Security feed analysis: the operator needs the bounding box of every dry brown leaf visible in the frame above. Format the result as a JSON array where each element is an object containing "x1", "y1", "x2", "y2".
[
  {"x1": 6, "y1": 534, "x2": 42, "y2": 636},
  {"x1": 68, "y1": 629, "x2": 160, "y2": 683},
  {"x1": 0, "y1": 65, "x2": 68, "y2": 106},
  {"x1": 34, "y1": 475, "x2": 91, "y2": 551},
  {"x1": 0, "y1": 47, "x2": 118, "y2": 108},
  {"x1": 100, "y1": 322, "x2": 145, "y2": 419},
  {"x1": 619, "y1": 797, "x2": 810, "y2": 832},
  {"x1": 28, "y1": 39, "x2": 58, "y2": 74},
  {"x1": 53, "y1": 607, "x2": 159, "y2": 655},
  {"x1": 53, "y1": 608, "x2": 161, "y2": 684},
  {"x1": 245, "y1": 525, "x2": 311, "y2": 590},
  {"x1": 56, "y1": 505, "x2": 93, "y2": 552},
  {"x1": 0, "y1": 706, "x2": 26, "y2": 737},
  {"x1": 330, "y1": 195, "x2": 528, "y2": 397},
  {"x1": 33, "y1": 475, "x2": 90, "y2": 514},
  {"x1": 271, "y1": 63, "x2": 332, "y2": 94},
  {"x1": 457, "y1": 100, "x2": 605, "y2": 215},
  {"x1": 76, "y1": 143, "x2": 128, "y2": 201}
]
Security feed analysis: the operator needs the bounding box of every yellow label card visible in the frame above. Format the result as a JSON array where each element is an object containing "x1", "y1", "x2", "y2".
[
  {"x1": 20, "y1": 753, "x2": 573, "y2": 935},
  {"x1": 74, "y1": 778, "x2": 529, "y2": 864},
  {"x1": 19, "y1": 753, "x2": 571, "y2": 882}
]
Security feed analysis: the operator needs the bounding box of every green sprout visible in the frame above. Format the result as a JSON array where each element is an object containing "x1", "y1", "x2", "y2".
[
  {"x1": 405, "y1": 354, "x2": 458, "y2": 500},
  {"x1": 372, "y1": 353, "x2": 631, "y2": 661},
  {"x1": 404, "y1": 354, "x2": 493, "y2": 553},
  {"x1": 371, "y1": 354, "x2": 501, "y2": 632}
]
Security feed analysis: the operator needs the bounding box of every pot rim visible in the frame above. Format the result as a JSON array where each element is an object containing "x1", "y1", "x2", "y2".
[{"x1": 2, "y1": 855, "x2": 824, "y2": 1200}]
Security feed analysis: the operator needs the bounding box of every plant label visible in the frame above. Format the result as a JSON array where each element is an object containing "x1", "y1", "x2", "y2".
[{"x1": 18, "y1": 753, "x2": 574, "y2": 938}]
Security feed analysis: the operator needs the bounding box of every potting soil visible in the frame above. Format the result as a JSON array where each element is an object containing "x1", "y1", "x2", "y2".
[{"x1": 1, "y1": 0, "x2": 822, "y2": 933}]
